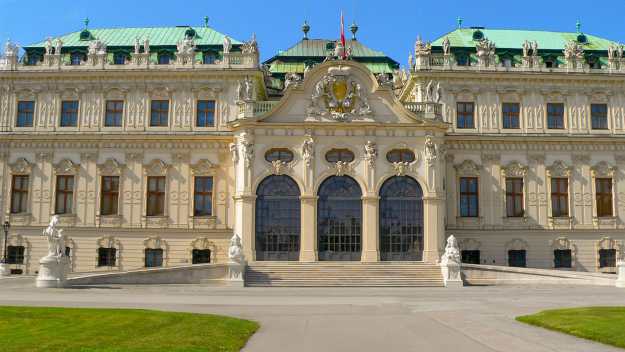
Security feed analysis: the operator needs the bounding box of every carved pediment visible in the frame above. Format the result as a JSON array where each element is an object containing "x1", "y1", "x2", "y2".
[
  {"x1": 10, "y1": 157, "x2": 32, "y2": 174},
  {"x1": 144, "y1": 236, "x2": 167, "y2": 250},
  {"x1": 98, "y1": 158, "x2": 124, "y2": 175},
  {"x1": 459, "y1": 238, "x2": 481, "y2": 251},
  {"x1": 505, "y1": 238, "x2": 528, "y2": 251},
  {"x1": 190, "y1": 237, "x2": 216, "y2": 250},
  {"x1": 547, "y1": 160, "x2": 571, "y2": 177},
  {"x1": 597, "y1": 237, "x2": 622, "y2": 251},
  {"x1": 190, "y1": 159, "x2": 216, "y2": 175},
  {"x1": 306, "y1": 65, "x2": 372, "y2": 122},
  {"x1": 97, "y1": 235, "x2": 121, "y2": 249},
  {"x1": 502, "y1": 161, "x2": 527, "y2": 177},
  {"x1": 54, "y1": 159, "x2": 80, "y2": 175},
  {"x1": 591, "y1": 161, "x2": 615, "y2": 177},
  {"x1": 551, "y1": 236, "x2": 572, "y2": 250},
  {"x1": 144, "y1": 159, "x2": 169, "y2": 176},
  {"x1": 454, "y1": 160, "x2": 481, "y2": 176}
]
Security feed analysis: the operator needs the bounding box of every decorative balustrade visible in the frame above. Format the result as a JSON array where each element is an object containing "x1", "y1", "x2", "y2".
[
  {"x1": 0, "y1": 51, "x2": 259, "y2": 72},
  {"x1": 237, "y1": 101, "x2": 279, "y2": 119},
  {"x1": 403, "y1": 102, "x2": 442, "y2": 118}
]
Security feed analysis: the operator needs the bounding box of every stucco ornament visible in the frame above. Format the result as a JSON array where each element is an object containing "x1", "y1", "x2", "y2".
[
  {"x1": 440, "y1": 235, "x2": 463, "y2": 287},
  {"x1": 88, "y1": 40, "x2": 107, "y2": 55},
  {"x1": 229, "y1": 142, "x2": 239, "y2": 164},
  {"x1": 284, "y1": 73, "x2": 302, "y2": 90},
  {"x1": 392, "y1": 162, "x2": 410, "y2": 176},
  {"x1": 42, "y1": 215, "x2": 66, "y2": 259},
  {"x1": 302, "y1": 136, "x2": 315, "y2": 167},
  {"x1": 271, "y1": 160, "x2": 289, "y2": 175},
  {"x1": 307, "y1": 65, "x2": 372, "y2": 121},
  {"x1": 364, "y1": 141, "x2": 377, "y2": 169},
  {"x1": 237, "y1": 77, "x2": 255, "y2": 102},
  {"x1": 238, "y1": 132, "x2": 254, "y2": 166},
  {"x1": 334, "y1": 161, "x2": 350, "y2": 176},
  {"x1": 424, "y1": 135, "x2": 438, "y2": 166},
  {"x1": 423, "y1": 81, "x2": 442, "y2": 103}
]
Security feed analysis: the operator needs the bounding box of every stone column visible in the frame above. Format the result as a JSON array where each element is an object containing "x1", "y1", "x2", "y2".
[
  {"x1": 361, "y1": 195, "x2": 379, "y2": 262},
  {"x1": 234, "y1": 194, "x2": 255, "y2": 262},
  {"x1": 300, "y1": 195, "x2": 318, "y2": 262},
  {"x1": 423, "y1": 195, "x2": 445, "y2": 263}
]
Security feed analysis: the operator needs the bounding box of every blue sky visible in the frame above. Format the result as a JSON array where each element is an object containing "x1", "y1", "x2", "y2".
[{"x1": 1, "y1": 0, "x2": 623, "y2": 66}]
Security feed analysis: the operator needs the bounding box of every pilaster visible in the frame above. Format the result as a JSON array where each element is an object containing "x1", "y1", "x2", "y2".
[
  {"x1": 423, "y1": 195, "x2": 445, "y2": 263},
  {"x1": 361, "y1": 195, "x2": 380, "y2": 262},
  {"x1": 233, "y1": 194, "x2": 255, "y2": 261},
  {"x1": 300, "y1": 195, "x2": 318, "y2": 262}
]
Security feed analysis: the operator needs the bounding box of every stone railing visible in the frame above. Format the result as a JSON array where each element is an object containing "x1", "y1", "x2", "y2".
[
  {"x1": 403, "y1": 101, "x2": 442, "y2": 119},
  {"x1": 237, "y1": 100, "x2": 279, "y2": 119},
  {"x1": 0, "y1": 51, "x2": 259, "y2": 72}
]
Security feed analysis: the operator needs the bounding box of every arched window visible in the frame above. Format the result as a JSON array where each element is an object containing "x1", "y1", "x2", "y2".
[
  {"x1": 456, "y1": 53, "x2": 470, "y2": 66},
  {"x1": 203, "y1": 52, "x2": 216, "y2": 64},
  {"x1": 386, "y1": 149, "x2": 416, "y2": 163},
  {"x1": 325, "y1": 148, "x2": 355, "y2": 163},
  {"x1": 255, "y1": 175, "x2": 301, "y2": 261},
  {"x1": 70, "y1": 52, "x2": 84, "y2": 65},
  {"x1": 158, "y1": 52, "x2": 171, "y2": 65},
  {"x1": 379, "y1": 176, "x2": 424, "y2": 261},
  {"x1": 317, "y1": 176, "x2": 362, "y2": 261},
  {"x1": 113, "y1": 52, "x2": 127, "y2": 65},
  {"x1": 265, "y1": 148, "x2": 294, "y2": 163}
]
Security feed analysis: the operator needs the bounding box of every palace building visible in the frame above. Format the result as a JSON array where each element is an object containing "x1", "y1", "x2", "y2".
[{"x1": 0, "y1": 21, "x2": 624, "y2": 280}]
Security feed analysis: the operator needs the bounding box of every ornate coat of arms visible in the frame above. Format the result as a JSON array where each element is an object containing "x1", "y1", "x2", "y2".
[{"x1": 307, "y1": 66, "x2": 372, "y2": 121}]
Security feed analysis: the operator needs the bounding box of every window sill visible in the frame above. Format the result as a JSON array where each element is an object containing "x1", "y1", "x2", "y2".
[
  {"x1": 97, "y1": 214, "x2": 123, "y2": 227},
  {"x1": 548, "y1": 216, "x2": 573, "y2": 229},
  {"x1": 190, "y1": 215, "x2": 217, "y2": 229},
  {"x1": 593, "y1": 216, "x2": 617, "y2": 229},
  {"x1": 144, "y1": 215, "x2": 169, "y2": 228},
  {"x1": 8, "y1": 213, "x2": 32, "y2": 226},
  {"x1": 53, "y1": 213, "x2": 77, "y2": 226}
]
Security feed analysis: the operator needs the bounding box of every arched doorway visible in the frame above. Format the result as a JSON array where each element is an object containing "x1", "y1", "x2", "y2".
[
  {"x1": 255, "y1": 175, "x2": 301, "y2": 261},
  {"x1": 379, "y1": 176, "x2": 424, "y2": 261},
  {"x1": 317, "y1": 176, "x2": 362, "y2": 261}
]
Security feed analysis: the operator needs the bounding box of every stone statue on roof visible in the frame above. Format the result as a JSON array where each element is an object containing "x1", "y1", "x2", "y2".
[
  {"x1": 3, "y1": 39, "x2": 18, "y2": 57},
  {"x1": 143, "y1": 38, "x2": 150, "y2": 54},
  {"x1": 442, "y1": 37, "x2": 451, "y2": 55},
  {"x1": 223, "y1": 35, "x2": 232, "y2": 54},
  {"x1": 522, "y1": 40, "x2": 530, "y2": 57},
  {"x1": 134, "y1": 38, "x2": 141, "y2": 54},
  {"x1": 531, "y1": 41, "x2": 538, "y2": 56},
  {"x1": 45, "y1": 37, "x2": 53, "y2": 55},
  {"x1": 55, "y1": 38, "x2": 63, "y2": 55}
]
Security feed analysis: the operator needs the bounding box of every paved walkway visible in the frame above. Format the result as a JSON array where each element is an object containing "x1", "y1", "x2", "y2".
[{"x1": 0, "y1": 277, "x2": 624, "y2": 351}]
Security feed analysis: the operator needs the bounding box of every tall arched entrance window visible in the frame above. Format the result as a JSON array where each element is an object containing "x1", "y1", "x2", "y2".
[
  {"x1": 255, "y1": 175, "x2": 301, "y2": 261},
  {"x1": 379, "y1": 176, "x2": 424, "y2": 261},
  {"x1": 317, "y1": 176, "x2": 362, "y2": 261}
]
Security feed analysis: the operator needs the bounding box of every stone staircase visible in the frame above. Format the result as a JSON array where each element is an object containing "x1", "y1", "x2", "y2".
[{"x1": 245, "y1": 262, "x2": 444, "y2": 287}]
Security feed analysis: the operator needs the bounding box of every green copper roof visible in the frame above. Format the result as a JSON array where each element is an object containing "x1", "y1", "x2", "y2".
[
  {"x1": 271, "y1": 39, "x2": 389, "y2": 58},
  {"x1": 432, "y1": 28, "x2": 619, "y2": 51},
  {"x1": 268, "y1": 61, "x2": 394, "y2": 75},
  {"x1": 25, "y1": 26, "x2": 242, "y2": 48}
]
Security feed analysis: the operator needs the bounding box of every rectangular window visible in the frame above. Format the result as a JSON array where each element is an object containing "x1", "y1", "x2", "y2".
[
  {"x1": 502, "y1": 103, "x2": 520, "y2": 129},
  {"x1": 16, "y1": 101, "x2": 34, "y2": 127},
  {"x1": 97, "y1": 247, "x2": 116, "y2": 267},
  {"x1": 508, "y1": 250, "x2": 527, "y2": 267},
  {"x1": 10, "y1": 175, "x2": 29, "y2": 214},
  {"x1": 196, "y1": 100, "x2": 216, "y2": 127},
  {"x1": 7, "y1": 246, "x2": 25, "y2": 265},
  {"x1": 456, "y1": 102, "x2": 474, "y2": 129},
  {"x1": 459, "y1": 177, "x2": 479, "y2": 217},
  {"x1": 599, "y1": 249, "x2": 616, "y2": 269},
  {"x1": 60, "y1": 100, "x2": 79, "y2": 127},
  {"x1": 150, "y1": 100, "x2": 169, "y2": 127},
  {"x1": 506, "y1": 178, "x2": 524, "y2": 217},
  {"x1": 146, "y1": 176, "x2": 166, "y2": 216},
  {"x1": 104, "y1": 100, "x2": 124, "y2": 127},
  {"x1": 551, "y1": 178, "x2": 569, "y2": 217},
  {"x1": 591, "y1": 104, "x2": 608, "y2": 130},
  {"x1": 192, "y1": 249, "x2": 211, "y2": 264},
  {"x1": 55, "y1": 175, "x2": 74, "y2": 214},
  {"x1": 145, "y1": 248, "x2": 163, "y2": 267},
  {"x1": 554, "y1": 249, "x2": 572, "y2": 269},
  {"x1": 194, "y1": 176, "x2": 213, "y2": 216},
  {"x1": 596, "y1": 178, "x2": 613, "y2": 217},
  {"x1": 547, "y1": 103, "x2": 564, "y2": 129},
  {"x1": 100, "y1": 176, "x2": 119, "y2": 216},
  {"x1": 461, "y1": 250, "x2": 480, "y2": 264}
]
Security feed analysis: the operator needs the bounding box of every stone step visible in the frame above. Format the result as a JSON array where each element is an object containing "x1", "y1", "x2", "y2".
[{"x1": 245, "y1": 262, "x2": 444, "y2": 287}]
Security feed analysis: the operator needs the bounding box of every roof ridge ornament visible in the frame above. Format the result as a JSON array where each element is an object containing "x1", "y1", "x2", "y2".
[{"x1": 302, "y1": 20, "x2": 310, "y2": 40}]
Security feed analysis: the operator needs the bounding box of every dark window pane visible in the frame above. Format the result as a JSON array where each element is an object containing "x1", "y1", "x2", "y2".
[
  {"x1": 196, "y1": 100, "x2": 215, "y2": 127},
  {"x1": 551, "y1": 178, "x2": 569, "y2": 217},
  {"x1": 113, "y1": 53, "x2": 126, "y2": 65},
  {"x1": 7, "y1": 246, "x2": 25, "y2": 264},
  {"x1": 461, "y1": 250, "x2": 480, "y2": 264},
  {"x1": 145, "y1": 248, "x2": 163, "y2": 267},
  {"x1": 264, "y1": 148, "x2": 294, "y2": 163},
  {"x1": 459, "y1": 177, "x2": 479, "y2": 217},
  {"x1": 386, "y1": 149, "x2": 416, "y2": 163},
  {"x1": 100, "y1": 176, "x2": 119, "y2": 216},
  {"x1": 104, "y1": 100, "x2": 124, "y2": 127},
  {"x1": 158, "y1": 53, "x2": 170, "y2": 65},
  {"x1": 256, "y1": 175, "x2": 301, "y2": 261},
  {"x1": 97, "y1": 247, "x2": 116, "y2": 267},
  {"x1": 457, "y1": 102, "x2": 474, "y2": 129},
  {"x1": 16, "y1": 101, "x2": 34, "y2": 127},
  {"x1": 150, "y1": 100, "x2": 169, "y2": 127},
  {"x1": 70, "y1": 52, "x2": 83, "y2": 65},
  {"x1": 554, "y1": 249, "x2": 572, "y2": 268},
  {"x1": 502, "y1": 103, "x2": 520, "y2": 129},
  {"x1": 508, "y1": 250, "x2": 527, "y2": 267},
  {"x1": 591, "y1": 104, "x2": 608, "y2": 130},
  {"x1": 596, "y1": 178, "x2": 613, "y2": 217},
  {"x1": 146, "y1": 176, "x2": 166, "y2": 216},
  {"x1": 599, "y1": 249, "x2": 616, "y2": 269},
  {"x1": 194, "y1": 176, "x2": 213, "y2": 216},
  {"x1": 60, "y1": 101, "x2": 79, "y2": 127},
  {"x1": 325, "y1": 149, "x2": 355, "y2": 163},
  {"x1": 192, "y1": 249, "x2": 211, "y2": 264},
  {"x1": 55, "y1": 175, "x2": 74, "y2": 214},
  {"x1": 317, "y1": 176, "x2": 362, "y2": 261},
  {"x1": 547, "y1": 103, "x2": 564, "y2": 129},
  {"x1": 506, "y1": 178, "x2": 524, "y2": 217},
  {"x1": 203, "y1": 53, "x2": 215, "y2": 64},
  {"x1": 379, "y1": 176, "x2": 424, "y2": 261},
  {"x1": 10, "y1": 175, "x2": 29, "y2": 214}
]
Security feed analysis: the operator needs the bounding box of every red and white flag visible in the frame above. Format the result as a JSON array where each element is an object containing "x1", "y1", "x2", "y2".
[{"x1": 340, "y1": 11, "x2": 346, "y2": 59}]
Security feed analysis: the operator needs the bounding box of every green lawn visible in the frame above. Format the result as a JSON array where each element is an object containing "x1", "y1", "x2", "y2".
[
  {"x1": 517, "y1": 307, "x2": 625, "y2": 348},
  {"x1": 0, "y1": 306, "x2": 259, "y2": 352}
]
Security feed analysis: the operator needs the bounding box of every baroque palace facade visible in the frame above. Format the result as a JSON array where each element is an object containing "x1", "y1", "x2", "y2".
[{"x1": 0, "y1": 21, "x2": 624, "y2": 275}]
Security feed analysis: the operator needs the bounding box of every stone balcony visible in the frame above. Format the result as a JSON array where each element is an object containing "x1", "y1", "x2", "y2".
[{"x1": 0, "y1": 51, "x2": 259, "y2": 72}]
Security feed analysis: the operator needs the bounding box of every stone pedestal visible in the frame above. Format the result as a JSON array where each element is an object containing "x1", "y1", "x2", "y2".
[
  {"x1": 0, "y1": 263, "x2": 10, "y2": 277},
  {"x1": 36, "y1": 256, "x2": 69, "y2": 288},
  {"x1": 225, "y1": 262, "x2": 246, "y2": 287},
  {"x1": 441, "y1": 263, "x2": 464, "y2": 288},
  {"x1": 616, "y1": 261, "x2": 625, "y2": 288}
]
